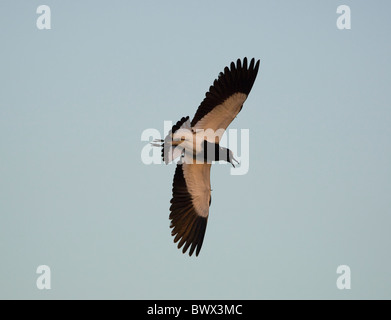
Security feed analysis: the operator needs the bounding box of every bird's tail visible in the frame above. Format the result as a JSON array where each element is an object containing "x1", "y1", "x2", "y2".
[
  {"x1": 151, "y1": 139, "x2": 164, "y2": 147},
  {"x1": 151, "y1": 116, "x2": 191, "y2": 164}
]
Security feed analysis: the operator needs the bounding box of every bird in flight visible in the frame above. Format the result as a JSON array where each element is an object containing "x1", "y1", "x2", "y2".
[{"x1": 152, "y1": 57, "x2": 260, "y2": 256}]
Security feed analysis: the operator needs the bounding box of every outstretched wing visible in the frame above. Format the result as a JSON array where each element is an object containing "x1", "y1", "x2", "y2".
[
  {"x1": 191, "y1": 57, "x2": 260, "y2": 142},
  {"x1": 169, "y1": 162, "x2": 212, "y2": 256}
]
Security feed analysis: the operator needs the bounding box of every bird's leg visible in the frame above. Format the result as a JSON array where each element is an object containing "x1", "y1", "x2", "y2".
[{"x1": 232, "y1": 156, "x2": 240, "y2": 166}]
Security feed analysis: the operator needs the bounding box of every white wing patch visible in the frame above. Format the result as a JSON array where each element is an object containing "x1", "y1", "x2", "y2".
[
  {"x1": 192, "y1": 92, "x2": 247, "y2": 142},
  {"x1": 182, "y1": 163, "x2": 211, "y2": 218}
]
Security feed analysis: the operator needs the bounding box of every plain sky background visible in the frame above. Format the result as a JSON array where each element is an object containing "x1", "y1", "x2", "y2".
[{"x1": 1, "y1": 1, "x2": 390, "y2": 299}]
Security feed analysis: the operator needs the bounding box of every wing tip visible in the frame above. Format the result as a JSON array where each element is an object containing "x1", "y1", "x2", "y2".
[
  {"x1": 170, "y1": 215, "x2": 207, "y2": 257},
  {"x1": 190, "y1": 57, "x2": 260, "y2": 127}
]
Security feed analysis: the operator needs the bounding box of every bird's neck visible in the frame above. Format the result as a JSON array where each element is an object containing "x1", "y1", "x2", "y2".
[{"x1": 200, "y1": 141, "x2": 223, "y2": 162}]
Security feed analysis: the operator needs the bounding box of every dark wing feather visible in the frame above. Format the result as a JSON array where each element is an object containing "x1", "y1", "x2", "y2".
[
  {"x1": 191, "y1": 58, "x2": 260, "y2": 127},
  {"x1": 169, "y1": 163, "x2": 210, "y2": 256}
]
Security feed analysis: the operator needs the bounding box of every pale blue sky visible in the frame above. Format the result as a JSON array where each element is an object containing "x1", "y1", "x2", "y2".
[{"x1": 1, "y1": 1, "x2": 390, "y2": 299}]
